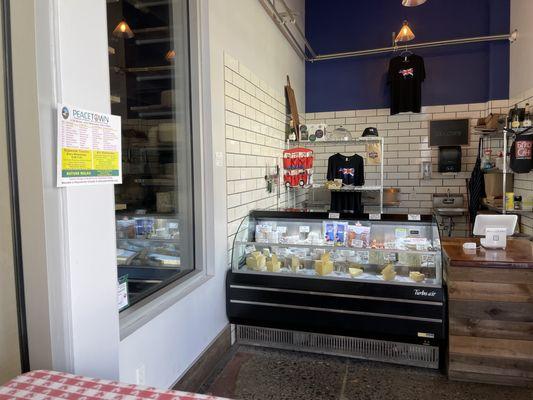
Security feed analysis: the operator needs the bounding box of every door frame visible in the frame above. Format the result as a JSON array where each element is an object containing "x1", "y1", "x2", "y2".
[{"x1": 1, "y1": 0, "x2": 29, "y2": 373}]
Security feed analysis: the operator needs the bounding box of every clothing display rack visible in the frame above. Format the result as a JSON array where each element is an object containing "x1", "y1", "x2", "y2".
[
  {"x1": 259, "y1": 0, "x2": 519, "y2": 62},
  {"x1": 285, "y1": 137, "x2": 385, "y2": 214}
]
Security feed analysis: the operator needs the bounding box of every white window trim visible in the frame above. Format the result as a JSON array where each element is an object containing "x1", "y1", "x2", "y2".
[{"x1": 119, "y1": 0, "x2": 213, "y2": 339}]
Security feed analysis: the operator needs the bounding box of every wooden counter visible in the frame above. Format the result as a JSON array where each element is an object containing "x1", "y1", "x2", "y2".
[{"x1": 443, "y1": 238, "x2": 533, "y2": 387}]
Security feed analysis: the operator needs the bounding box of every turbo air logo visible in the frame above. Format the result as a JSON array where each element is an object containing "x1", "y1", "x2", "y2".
[{"x1": 414, "y1": 289, "x2": 437, "y2": 297}]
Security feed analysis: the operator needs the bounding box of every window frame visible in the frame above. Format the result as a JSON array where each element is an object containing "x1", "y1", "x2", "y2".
[{"x1": 118, "y1": 0, "x2": 213, "y2": 339}]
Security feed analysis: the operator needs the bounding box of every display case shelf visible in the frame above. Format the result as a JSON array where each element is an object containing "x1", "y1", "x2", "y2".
[
  {"x1": 235, "y1": 241, "x2": 439, "y2": 256},
  {"x1": 117, "y1": 237, "x2": 179, "y2": 243}
]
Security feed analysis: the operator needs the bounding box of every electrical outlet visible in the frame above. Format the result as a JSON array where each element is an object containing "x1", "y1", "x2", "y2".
[{"x1": 135, "y1": 364, "x2": 146, "y2": 385}]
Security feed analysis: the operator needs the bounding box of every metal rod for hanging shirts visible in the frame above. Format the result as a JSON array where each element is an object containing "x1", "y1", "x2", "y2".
[{"x1": 312, "y1": 31, "x2": 517, "y2": 61}]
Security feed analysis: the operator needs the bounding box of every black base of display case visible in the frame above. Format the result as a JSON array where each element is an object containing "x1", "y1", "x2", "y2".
[{"x1": 226, "y1": 270, "x2": 447, "y2": 369}]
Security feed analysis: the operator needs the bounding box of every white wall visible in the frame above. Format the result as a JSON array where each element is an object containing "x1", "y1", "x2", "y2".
[
  {"x1": 14, "y1": 0, "x2": 120, "y2": 378},
  {"x1": 510, "y1": 0, "x2": 533, "y2": 98},
  {"x1": 304, "y1": 100, "x2": 509, "y2": 237},
  {"x1": 119, "y1": 0, "x2": 305, "y2": 388},
  {"x1": 224, "y1": 54, "x2": 307, "y2": 264}
]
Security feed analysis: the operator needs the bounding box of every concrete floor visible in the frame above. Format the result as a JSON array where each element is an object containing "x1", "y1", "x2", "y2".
[{"x1": 199, "y1": 345, "x2": 533, "y2": 400}]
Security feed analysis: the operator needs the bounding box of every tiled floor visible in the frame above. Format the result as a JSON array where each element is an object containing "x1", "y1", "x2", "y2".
[{"x1": 199, "y1": 345, "x2": 533, "y2": 400}]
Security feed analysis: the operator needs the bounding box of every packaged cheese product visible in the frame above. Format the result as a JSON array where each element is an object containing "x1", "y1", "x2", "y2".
[
  {"x1": 409, "y1": 271, "x2": 425, "y2": 282},
  {"x1": 315, "y1": 260, "x2": 333, "y2": 276},
  {"x1": 315, "y1": 252, "x2": 333, "y2": 276},
  {"x1": 246, "y1": 252, "x2": 266, "y2": 271},
  {"x1": 381, "y1": 263, "x2": 396, "y2": 281},
  {"x1": 291, "y1": 256, "x2": 300, "y2": 272},
  {"x1": 349, "y1": 267, "x2": 363, "y2": 277},
  {"x1": 266, "y1": 254, "x2": 281, "y2": 272}
]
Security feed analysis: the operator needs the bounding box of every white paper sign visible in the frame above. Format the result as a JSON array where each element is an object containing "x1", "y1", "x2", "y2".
[
  {"x1": 57, "y1": 104, "x2": 122, "y2": 187},
  {"x1": 117, "y1": 277, "x2": 129, "y2": 311}
]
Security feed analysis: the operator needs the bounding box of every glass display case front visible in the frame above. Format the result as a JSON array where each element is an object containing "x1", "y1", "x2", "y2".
[
  {"x1": 231, "y1": 211, "x2": 442, "y2": 287},
  {"x1": 116, "y1": 214, "x2": 182, "y2": 306}
]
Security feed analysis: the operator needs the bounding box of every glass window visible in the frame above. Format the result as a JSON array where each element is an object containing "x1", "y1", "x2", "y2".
[{"x1": 107, "y1": 0, "x2": 196, "y2": 310}]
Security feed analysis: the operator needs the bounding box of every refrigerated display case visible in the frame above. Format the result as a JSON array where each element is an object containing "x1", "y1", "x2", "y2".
[
  {"x1": 226, "y1": 210, "x2": 446, "y2": 369},
  {"x1": 116, "y1": 214, "x2": 182, "y2": 306}
]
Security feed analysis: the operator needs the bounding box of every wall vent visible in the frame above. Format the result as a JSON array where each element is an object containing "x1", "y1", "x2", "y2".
[{"x1": 236, "y1": 325, "x2": 439, "y2": 369}]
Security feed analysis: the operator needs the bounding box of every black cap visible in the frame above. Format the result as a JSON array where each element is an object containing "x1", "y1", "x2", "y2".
[{"x1": 362, "y1": 127, "x2": 378, "y2": 137}]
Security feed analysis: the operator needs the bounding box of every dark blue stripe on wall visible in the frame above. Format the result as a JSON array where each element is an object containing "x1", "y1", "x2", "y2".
[{"x1": 305, "y1": 0, "x2": 510, "y2": 113}]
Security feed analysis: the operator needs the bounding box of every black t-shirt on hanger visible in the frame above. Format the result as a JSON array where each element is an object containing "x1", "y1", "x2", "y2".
[
  {"x1": 388, "y1": 54, "x2": 425, "y2": 115},
  {"x1": 327, "y1": 153, "x2": 365, "y2": 213}
]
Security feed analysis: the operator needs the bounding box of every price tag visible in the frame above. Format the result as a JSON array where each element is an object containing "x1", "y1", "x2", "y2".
[
  {"x1": 299, "y1": 225, "x2": 310, "y2": 233},
  {"x1": 328, "y1": 212, "x2": 340, "y2": 219},
  {"x1": 117, "y1": 275, "x2": 129, "y2": 311},
  {"x1": 369, "y1": 213, "x2": 381, "y2": 220},
  {"x1": 352, "y1": 239, "x2": 364, "y2": 248},
  {"x1": 408, "y1": 214, "x2": 421, "y2": 221},
  {"x1": 277, "y1": 226, "x2": 287, "y2": 233}
]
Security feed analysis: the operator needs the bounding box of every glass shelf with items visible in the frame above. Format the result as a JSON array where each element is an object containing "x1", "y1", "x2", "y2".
[{"x1": 231, "y1": 211, "x2": 442, "y2": 287}]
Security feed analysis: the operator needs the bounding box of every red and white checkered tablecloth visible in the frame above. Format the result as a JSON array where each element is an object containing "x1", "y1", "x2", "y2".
[{"x1": 0, "y1": 370, "x2": 230, "y2": 400}]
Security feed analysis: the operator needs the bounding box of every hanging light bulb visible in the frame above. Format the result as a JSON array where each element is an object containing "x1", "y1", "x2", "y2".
[
  {"x1": 113, "y1": 20, "x2": 134, "y2": 39},
  {"x1": 395, "y1": 20, "x2": 415, "y2": 43},
  {"x1": 402, "y1": 0, "x2": 427, "y2": 6},
  {"x1": 165, "y1": 49, "x2": 176, "y2": 62}
]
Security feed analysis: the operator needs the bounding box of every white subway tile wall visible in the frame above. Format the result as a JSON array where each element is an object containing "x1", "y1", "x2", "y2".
[
  {"x1": 304, "y1": 100, "x2": 511, "y2": 237},
  {"x1": 223, "y1": 52, "x2": 532, "y2": 239},
  {"x1": 224, "y1": 53, "x2": 305, "y2": 262},
  {"x1": 509, "y1": 89, "x2": 533, "y2": 235}
]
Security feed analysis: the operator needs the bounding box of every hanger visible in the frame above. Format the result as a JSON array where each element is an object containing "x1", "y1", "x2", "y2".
[{"x1": 400, "y1": 46, "x2": 412, "y2": 62}]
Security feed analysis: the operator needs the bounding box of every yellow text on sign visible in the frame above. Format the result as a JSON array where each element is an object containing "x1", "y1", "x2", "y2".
[
  {"x1": 62, "y1": 148, "x2": 92, "y2": 170},
  {"x1": 93, "y1": 150, "x2": 119, "y2": 170}
]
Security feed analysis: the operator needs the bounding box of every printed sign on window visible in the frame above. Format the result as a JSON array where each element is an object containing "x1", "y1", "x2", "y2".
[{"x1": 57, "y1": 103, "x2": 122, "y2": 187}]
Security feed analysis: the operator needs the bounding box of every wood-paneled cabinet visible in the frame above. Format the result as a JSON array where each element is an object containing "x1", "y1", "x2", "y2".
[{"x1": 444, "y1": 238, "x2": 533, "y2": 387}]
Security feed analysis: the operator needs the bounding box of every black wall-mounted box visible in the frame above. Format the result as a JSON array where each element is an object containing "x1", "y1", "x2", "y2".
[{"x1": 438, "y1": 146, "x2": 462, "y2": 172}]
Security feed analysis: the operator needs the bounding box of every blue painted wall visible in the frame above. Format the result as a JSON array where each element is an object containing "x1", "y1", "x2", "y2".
[{"x1": 305, "y1": 0, "x2": 510, "y2": 112}]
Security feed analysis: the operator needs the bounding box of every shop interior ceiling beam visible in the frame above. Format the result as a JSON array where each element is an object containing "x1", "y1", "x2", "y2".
[
  {"x1": 276, "y1": 0, "x2": 317, "y2": 59},
  {"x1": 258, "y1": 0, "x2": 308, "y2": 60}
]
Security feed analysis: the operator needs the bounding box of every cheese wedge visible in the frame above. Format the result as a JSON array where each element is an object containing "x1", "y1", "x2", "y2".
[
  {"x1": 349, "y1": 267, "x2": 363, "y2": 277},
  {"x1": 381, "y1": 263, "x2": 396, "y2": 281},
  {"x1": 409, "y1": 271, "x2": 425, "y2": 282},
  {"x1": 266, "y1": 254, "x2": 281, "y2": 272},
  {"x1": 315, "y1": 259, "x2": 334, "y2": 276},
  {"x1": 246, "y1": 253, "x2": 266, "y2": 271},
  {"x1": 291, "y1": 256, "x2": 300, "y2": 272}
]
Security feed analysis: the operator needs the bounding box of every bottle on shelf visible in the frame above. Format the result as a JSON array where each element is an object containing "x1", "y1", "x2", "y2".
[
  {"x1": 522, "y1": 103, "x2": 531, "y2": 128},
  {"x1": 481, "y1": 149, "x2": 494, "y2": 171},
  {"x1": 495, "y1": 150, "x2": 504, "y2": 170},
  {"x1": 511, "y1": 105, "x2": 521, "y2": 129}
]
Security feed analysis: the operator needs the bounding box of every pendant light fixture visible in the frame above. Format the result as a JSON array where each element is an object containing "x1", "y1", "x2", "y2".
[
  {"x1": 165, "y1": 49, "x2": 176, "y2": 62},
  {"x1": 402, "y1": 0, "x2": 427, "y2": 6},
  {"x1": 395, "y1": 20, "x2": 415, "y2": 43},
  {"x1": 112, "y1": 20, "x2": 134, "y2": 39}
]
